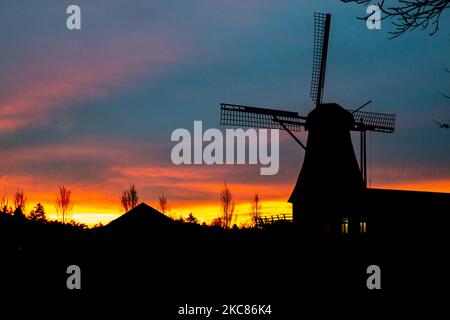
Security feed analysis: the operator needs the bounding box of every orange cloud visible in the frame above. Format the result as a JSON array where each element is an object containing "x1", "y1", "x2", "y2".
[{"x1": 2, "y1": 166, "x2": 449, "y2": 227}]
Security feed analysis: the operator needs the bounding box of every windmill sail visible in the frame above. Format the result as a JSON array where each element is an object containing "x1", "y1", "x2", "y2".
[
  {"x1": 220, "y1": 103, "x2": 395, "y2": 133},
  {"x1": 352, "y1": 110, "x2": 396, "y2": 133},
  {"x1": 310, "y1": 13, "x2": 331, "y2": 106},
  {"x1": 220, "y1": 103, "x2": 306, "y2": 131}
]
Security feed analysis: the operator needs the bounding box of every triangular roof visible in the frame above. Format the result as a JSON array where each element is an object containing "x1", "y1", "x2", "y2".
[{"x1": 107, "y1": 202, "x2": 173, "y2": 228}]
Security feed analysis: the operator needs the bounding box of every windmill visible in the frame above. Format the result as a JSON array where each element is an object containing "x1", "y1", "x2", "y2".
[{"x1": 219, "y1": 13, "x2": 396, "y2": 233}]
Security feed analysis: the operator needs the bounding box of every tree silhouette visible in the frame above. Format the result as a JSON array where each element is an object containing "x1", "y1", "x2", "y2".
[
  {"x1": 342, "y1": 0, "x2": 450, "y2": 37},
  {"x1": 13, "y1": 189, "x2": 28, "y2": 219},
  {"x1": 211, "y1": 217, "x2": 223, "y2": 227},
  {"x1": 29, "y1": 203, "x2": 47, "y2": 223},
  {"x1": 55, "y1": 185, "x2": 73, "y2": 224},
  {"x1": 219, "y1": 182, "x2": 235, "y2": 229},
  {"x1": 159, "y1": 191, "x2": 169, "y2": 214},
  {"x1": 0, "y1": 195, "x2": 11, "y2": 215},
  {"x1": 120, "y1": 184, "x2": 139, "y2": 212},
  {"x1": 186, "y1": 213, "x2": 198, "y2": 224},
  {"x1": 251, "y1": 193, "x2": 262, "y2": 226}
]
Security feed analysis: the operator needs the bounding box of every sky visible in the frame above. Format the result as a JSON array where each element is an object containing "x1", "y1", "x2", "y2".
[{"x1": 0, "y1": 0, "x2": 449, "y2": 226}]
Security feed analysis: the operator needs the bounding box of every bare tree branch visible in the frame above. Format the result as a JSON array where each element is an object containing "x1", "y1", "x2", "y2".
[
  {"x1": 219, "y1": 182, "x2": 235, "y2": 229},
  {"x1": 432, "y1": 118, "x2": 450, "y2": 128},
  {"x1": 159, "y1": 191, "x2": 169, "y2": 214},
  {"x1": 251, "y1": 193, "x2": 262, "y2": 226},
  {"x1": 13, "y1": 189, "x2": 28, "y2": 218},
  {"x1": 55, "y1": 185, "x2": 73, "y2": 224},
  {"x1": 120, "y1": 184, "x2": 139, "y2": 213},
  {"x1": 342, "y1": 0, "x2": 450, "y2": 37},
  {"x1": 13, "y1": 189, "x2": 27, "y2": 212},
  {"x1": 437, "y1": 90, "x2": 450, "y2": 98}
]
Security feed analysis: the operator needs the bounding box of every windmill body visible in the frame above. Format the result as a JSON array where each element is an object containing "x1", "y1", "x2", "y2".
[{"x1": 288, "y1": 103, "x2": 366, "y2": 234}]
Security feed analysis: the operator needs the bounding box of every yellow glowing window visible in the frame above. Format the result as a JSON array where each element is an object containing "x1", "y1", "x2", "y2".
[
  {"x1": 341, "y1": 218, "x2": 349, "y2": 234},
  {"x1": 360, "y1": 221, "x2": 367, "y2": 233}
]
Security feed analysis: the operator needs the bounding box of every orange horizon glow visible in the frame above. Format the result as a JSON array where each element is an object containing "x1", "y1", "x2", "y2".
[
  {"x1": 22, "y1": 198, "x2": 294, "y2": 227},
  {"x1": 371, "y1": 180, "x2": 450, "y2": 194},
  {"x1": 3, "y1": 178, "x2": 449, "y2": 227}
]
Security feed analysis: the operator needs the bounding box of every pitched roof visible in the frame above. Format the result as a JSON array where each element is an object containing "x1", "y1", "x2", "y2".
[{"x1": 107, "y1": 202, "x2": 173, "y2": 228}]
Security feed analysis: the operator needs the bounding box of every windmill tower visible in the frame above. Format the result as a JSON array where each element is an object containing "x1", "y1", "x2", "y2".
[{"x1": 219, "y1": 13, "x2": 396, "y2": 235}]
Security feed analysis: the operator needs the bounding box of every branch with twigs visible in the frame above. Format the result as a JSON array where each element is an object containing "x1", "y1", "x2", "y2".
[{"x1": 342, "y1": 0, "x2": 450, "y2": 38}]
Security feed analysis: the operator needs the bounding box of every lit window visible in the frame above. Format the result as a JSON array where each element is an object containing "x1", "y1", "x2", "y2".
[
  {"x1": 360, "y1": 219, "x2": 367, "y2": 233},
  {"x1": 341, "y1": 217, "x2": 349, "y2": 234}
]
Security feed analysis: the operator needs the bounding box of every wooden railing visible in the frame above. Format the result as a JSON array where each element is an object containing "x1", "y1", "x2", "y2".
[{"x1": 255, "y1": 214, "x2": 293, "y2": 227}]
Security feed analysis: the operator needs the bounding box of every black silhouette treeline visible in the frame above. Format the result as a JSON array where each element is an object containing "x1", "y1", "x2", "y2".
[{"x1": 1, "y1": 191, "x2": 449, "y2": 311}]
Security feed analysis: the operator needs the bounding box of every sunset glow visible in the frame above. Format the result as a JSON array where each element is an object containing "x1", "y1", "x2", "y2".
[
  {"x1": 3, "y1": 178, "x2": 448, "y2": 227},
  {"x1": 1, "y1": 1, "x2": 449, "y2": 228}
]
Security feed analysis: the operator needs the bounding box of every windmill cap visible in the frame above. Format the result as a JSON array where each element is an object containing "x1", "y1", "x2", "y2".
[{"x1": 306, "y1": 103, "x2": 354, "y2": 131}]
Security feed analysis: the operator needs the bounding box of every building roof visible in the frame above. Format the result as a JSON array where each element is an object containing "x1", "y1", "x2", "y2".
[{"x1": 106, "y1": 202, "x2": 173, "y2": 228}]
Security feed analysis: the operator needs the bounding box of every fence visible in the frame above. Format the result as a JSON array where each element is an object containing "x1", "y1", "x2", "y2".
[{"x1": 255, "y1": 214, "x2": 293, "y2": 228}]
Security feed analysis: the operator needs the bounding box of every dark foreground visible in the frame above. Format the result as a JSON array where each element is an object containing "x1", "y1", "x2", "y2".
[{"x1": 0, "y1": 212, "x2": 447, "y2": 317}]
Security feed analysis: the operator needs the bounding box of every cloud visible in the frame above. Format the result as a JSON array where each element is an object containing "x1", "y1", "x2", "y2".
[
  {"x1": 371, "y1": 164, "x2": 450, "y2": 184},
  {"x1": 0, "y1": 32, "x2": 182, "y2": 131},
  {"x1": 109, "y1": 164, "x2": 294, "y2": 203}
]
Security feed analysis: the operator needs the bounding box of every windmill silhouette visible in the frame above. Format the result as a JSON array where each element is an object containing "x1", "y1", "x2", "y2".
[{"x1": 219, "y1": 13, "x2": 396, "y2": 234}]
